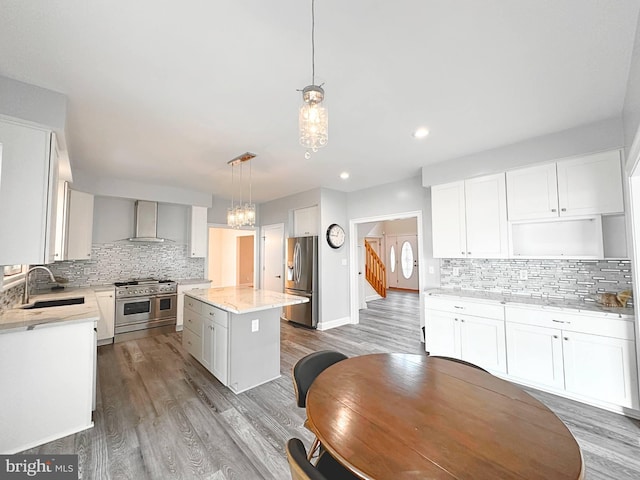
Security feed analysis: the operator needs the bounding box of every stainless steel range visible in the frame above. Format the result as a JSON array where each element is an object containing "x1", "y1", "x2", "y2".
[{"x1": 114, "y1": 278, "x2": 177, "y2": 343}]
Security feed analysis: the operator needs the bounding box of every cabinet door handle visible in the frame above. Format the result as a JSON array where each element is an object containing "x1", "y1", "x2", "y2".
[
  {"x1": 561, "y1": 208, "x2": 566, "y2": 212},
  {"x1": 552, "y1": 320, "x2": 568, "y2": 324},
  {"x1": 454, "y1": 306, "x2": 464, "y2": 309},
  {"x1": 461, "y1": 251, "x2": 465, "y2": 255},
  {"x1": 467, "y1": 252, "x2": 471, "y2": 255},
  {"x1": 553, "y1": 335, "x2": 559, "y2": 339},
  {"x1": 454, "y1": 318, "x2": 459, "y2": 322},
  {"x1": 460, "y1": 319, "x2": 465, "y2": 323},
  {"x1": 551, "y1": 208, "x2": 557, "y2": 212},
  {"x1": 209, "y1": 312, "x2": 215, "y2": 316},
  {"x1": 564, "y1": 337, "x2": 569, "y2": 341}
]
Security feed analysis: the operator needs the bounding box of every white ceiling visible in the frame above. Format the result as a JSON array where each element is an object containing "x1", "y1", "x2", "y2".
[{"x1": 1, "y1": 0, "x2": 639, "y2": 203}]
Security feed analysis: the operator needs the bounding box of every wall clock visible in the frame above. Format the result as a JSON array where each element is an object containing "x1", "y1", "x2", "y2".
[{"x1": 326, "y1": 223, "x2": 345, "y2": 249}]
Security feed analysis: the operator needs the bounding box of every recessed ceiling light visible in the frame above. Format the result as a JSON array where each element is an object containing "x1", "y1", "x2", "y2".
[
  {"x1": 340, "y1": 172, "x2": 350, "y2": 180},
  {"x1": 412, "y1": 127, "x2": 429, "y2": 139}
]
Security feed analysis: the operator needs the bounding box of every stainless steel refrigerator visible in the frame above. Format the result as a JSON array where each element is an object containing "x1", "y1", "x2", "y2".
[{"x1": 282, "y1": 236, "x2": 318, "y2": 328}]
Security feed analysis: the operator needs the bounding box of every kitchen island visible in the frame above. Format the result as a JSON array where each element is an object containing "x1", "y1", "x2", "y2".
[
  {"x1": 183, "y1": 286, "x2": 308, "y2": 394},
  {"x1": 0, "y1": 288, "x2": 99, "y2": 453}
]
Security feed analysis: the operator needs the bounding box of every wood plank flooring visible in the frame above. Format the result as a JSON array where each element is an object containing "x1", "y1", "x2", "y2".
[{"x1": 22, "y1": 290, "x2": 640, "y2": 479}]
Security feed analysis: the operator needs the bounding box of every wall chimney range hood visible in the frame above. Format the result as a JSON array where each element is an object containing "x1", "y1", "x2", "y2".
[{"x1": 128, "y1": 200, "x2": 166, "y2": 243}]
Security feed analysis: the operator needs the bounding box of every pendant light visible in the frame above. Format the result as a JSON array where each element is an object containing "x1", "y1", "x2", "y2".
[
  {"x1": 299, "y1": 0, "x2": 328, "y2": 159},
  {"x1": 226, "y1": 152, "x2": 256, "y2": 228}
]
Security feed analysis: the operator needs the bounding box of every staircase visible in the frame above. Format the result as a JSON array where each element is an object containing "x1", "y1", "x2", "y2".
[{"x1": 365, "y1": 239, "x2": 386, "y2": 298}]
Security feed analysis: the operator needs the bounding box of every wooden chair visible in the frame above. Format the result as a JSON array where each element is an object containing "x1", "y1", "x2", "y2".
[
  {"x1": 429, "y1": 355, "x2": 489, "y2": 373},
  {"x1": 292, "y1": 350, "x2": 348, "y2": 459},
  {"x1": 286, "y1": 438, "x2": 360, "y2": 480}
]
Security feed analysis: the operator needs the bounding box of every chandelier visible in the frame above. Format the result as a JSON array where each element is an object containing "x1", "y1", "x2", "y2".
[
  {"x1": 299, "y1": 0, "x2": 328, "y2": 160},
  {"x1": 227, "y1": 152, "x2": 256, "y2": 228}
]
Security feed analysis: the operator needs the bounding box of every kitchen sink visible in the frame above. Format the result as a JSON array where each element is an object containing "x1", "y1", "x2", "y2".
[{"x1": 21, "y1": 297, "x2": 85, "y2": 309}]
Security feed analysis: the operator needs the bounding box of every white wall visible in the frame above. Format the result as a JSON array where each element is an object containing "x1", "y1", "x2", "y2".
[
  {"x1": 383, "y1": 217, "x2": 417, "y2": 235},
  {"x1": 92, "y1": 196, "x2": 189, "y2": 243},
  {"x1": 421, "y1": 117, "x2": 625, "y2": 187},
  {"x1": 624, "y1": 10, "x2": 640, "y2": 161},
  {"x1": 72, "y1": 169, "x2": 212, "y2": 207},
  {"x1": 208, "y1": 227, "x2": 255, "y2": 287},
  {"x1": 0, "y1": 76, "x2": 66, "y2": 131},
  {"x1": 319, "y1": 188, "x2": 350, "y2": 327},
  {"x1": 258, "y1": 188, "x2": 321, "y2": 236}
]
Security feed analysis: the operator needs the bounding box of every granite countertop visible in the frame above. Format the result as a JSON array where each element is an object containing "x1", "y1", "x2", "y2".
[
  {"x1": 176, "y1": 278, "x2": 212, "y2": 286},
  {"x1": 185, "y1": 286, "x2": 309, "y2": 314},
  {"x1": 425, "y1": 288, "x2": 634, "y2": 319},
  {"x1": 0, "y1": 287, "x2": 100, "y2": 333}
]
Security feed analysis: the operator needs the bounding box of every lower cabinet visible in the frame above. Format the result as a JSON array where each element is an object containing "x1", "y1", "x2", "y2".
[
  {"x1": 203, "y1": 317, "x2": 228, "y2": 385},
  {"x1": 177, "y1": 281, "x2": 212, "y2": 329},
  {"x1": 426, "y1": 298, "x2": 506, "y2": 373},
  {"x1": 505, "y1": 305, "x2": 639, "y2": 410},
  {"x1": 95, "y1": 288, "x2": 115, "y2": 345}
]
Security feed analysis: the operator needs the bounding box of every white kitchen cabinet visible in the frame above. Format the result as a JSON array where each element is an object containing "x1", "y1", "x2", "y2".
[
  {"x1": 505, "y1": 305, "x2": 639, "y2": 410},
  {"x1": 431, "y1": 181, "x2": 466, "y2": 258},
  {"x1": 207, "y1": 319, "x2": 228, "y2": 385},
  {"x1": 53, "y1": 180, "x2": 69, "y2": 261},
  {"x1": 65, "y1": 189, "x2": 94, "y2": 260},
  {"x1": 189, "y1": 206, "x2": 208, "y2": 258},
  {"x1": 176, "y1": 281, "x2": 211, "y2": 329},
  {"x1": 506, "y1": 150, "x2": 623, "y2": 221},
  {"x1": 293, "y1": 205, "x2": 318, "y2": 236},
  {"x1": 505, "y1": 322, "x2": 565, "y2": 389},
  {"x1": 0, "y1": 119, "x2": 58, "y2": 265},
  {"x1": 95, "y1": 289, "x2": 115, "y2": 345},
  {"x1": 425, "y1": 297, "x2": 507, "y2": 373},
  {"x1": 431, "y1": 173, "x2": 508, "y2": 259},
  {"x1": 563, "y1": 331, "x2": 637, "y2": 408}
]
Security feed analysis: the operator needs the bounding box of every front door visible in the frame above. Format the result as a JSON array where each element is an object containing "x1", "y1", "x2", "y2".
[{"x1": 387, "y1": 235, "x2": 418, "y2": 291}]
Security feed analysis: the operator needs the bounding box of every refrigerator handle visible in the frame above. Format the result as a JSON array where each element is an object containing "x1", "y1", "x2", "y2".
[{"x1": 294, "y1": 242, "x2": 301, "y2": 283}]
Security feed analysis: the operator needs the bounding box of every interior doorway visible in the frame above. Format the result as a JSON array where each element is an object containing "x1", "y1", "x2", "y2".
[
  {"x1": 208, "y1": 226, "x2": 256, "y2": 288},
  {"x1": 260, "y1": 223, "x2": 285, "y2": 293},
  {"x1": 351, "y1": 212, "x2": 423, "y2": 321}
]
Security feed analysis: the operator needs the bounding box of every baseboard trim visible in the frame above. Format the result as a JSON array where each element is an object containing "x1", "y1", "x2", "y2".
[
  {"x1": 317, "y1": 316, "x2": 352, "y2": 331},
  {"x1": 365, "y1": 294, "x2": 382, "y2": 302}
]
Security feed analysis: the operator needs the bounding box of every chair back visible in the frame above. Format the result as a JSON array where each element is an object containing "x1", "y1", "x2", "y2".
[
  {"x1": 429, "y1": 355, "x2": 488, "y2": 373},
  {"x1": 286, "y1": 438, "x2": 327, "y2": 480},
  {"x1": 293, "y1": 350, "x2": 348, "y2": 408}
]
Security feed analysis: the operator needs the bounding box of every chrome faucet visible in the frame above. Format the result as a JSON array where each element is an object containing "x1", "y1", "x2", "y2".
[{"x1": 22, "y1": 266, "x2": 60, "y2": 305}]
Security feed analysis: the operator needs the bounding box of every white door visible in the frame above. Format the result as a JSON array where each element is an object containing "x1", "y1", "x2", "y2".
[
  {"x1": 505, "y1": 323, "x2": 564, "y2": 389},
  {"x1": 557, "y1": 150, "x2": 624, "y2": 216},
  {"x1": 431, "y1": 181, "x2": 467, "y2": 258},
  {"x1": 464, "y1": 173, "x2": 508, "y2": 258},
  {"x1": 563, "y1": 331, "x2": 639, "y2": 408},
  {"x1": 395, "y1": 235, "x2": 418, "y2": 290},
  {"x1": 261, "y1": 224, "x2": 284, "y2": 292},
  {"x1": 459, "y1": 315, "x2": 507, "y2": 373},
  {"x1": 506, "y1": 163, "x2": 559, "y2": 220},
  {"x1": 425, "y1": 310, "x2": 459, "y2": 357}
]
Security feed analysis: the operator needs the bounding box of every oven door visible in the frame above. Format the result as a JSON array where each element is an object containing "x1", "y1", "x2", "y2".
[
  {"x1": 153, "y1": 293, "x2": 177, "y2": 320},
  {"x1": 116, "y1": 296, "x2": 152, "y2": 327}
]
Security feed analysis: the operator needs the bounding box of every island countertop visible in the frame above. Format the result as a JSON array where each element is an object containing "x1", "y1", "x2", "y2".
[{"x1": 185, "y1": 286, "x2": 309, "y2": 314}]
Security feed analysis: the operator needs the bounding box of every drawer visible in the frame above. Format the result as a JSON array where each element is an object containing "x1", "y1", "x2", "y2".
[
  {"x1": 185, "y1": 295, "x2": 202, "y2": 314},
  {"x1": 426, "y1": 296, "x2": 504, "y2": 320},
  {"x1": 184, "y1": 308, "x2": 203, "y2": 336},
  {"x1": 505, "y1": 306, "x2": 635, "y2": 340},
  {"x1": 202, "y1": 303, "x2": 229, "y2": 328},
  {"x1": 182, "y1": 327, "x2": 202, "y2": 359}
]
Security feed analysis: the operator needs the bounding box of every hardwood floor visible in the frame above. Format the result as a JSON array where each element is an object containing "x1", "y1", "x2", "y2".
[{"x1": 23, "y1": 290, "x2": 640, "y2": 479}]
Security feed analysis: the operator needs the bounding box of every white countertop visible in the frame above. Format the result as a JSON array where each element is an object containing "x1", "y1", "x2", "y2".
[
  {"x1": 185, "y1": 286, "x2": 309, "y2": 314},
  {"x1": 176, "y1": 278, "x2": 212, "y2": 286},
  {"x1": 0, "y1": 287, "x2": 100, "y2": 333},
  {"x1": 425, "y1": 288, "x2": 634, "y2": 319}
]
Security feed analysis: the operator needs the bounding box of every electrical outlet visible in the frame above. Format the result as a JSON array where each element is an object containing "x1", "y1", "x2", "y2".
[
  {"x1": 251, "y1": 319, "x2": 259, "y2": 332},
  {"x1": 453, "y1": 267, "x2": 460, "y2": 277},
  {"x1": 519, "y1": 270, "x2": 528, "y2": 280}
]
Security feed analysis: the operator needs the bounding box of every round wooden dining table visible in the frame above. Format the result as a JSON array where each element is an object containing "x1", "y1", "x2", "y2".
[{"x1": 306, "y1": 353, "x2": 584, "y2": 480}]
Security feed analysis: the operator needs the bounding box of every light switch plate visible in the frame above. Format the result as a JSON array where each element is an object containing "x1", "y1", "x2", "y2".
[{"x1": 251, "y1": 319, "x2": 259, "y2": 332}]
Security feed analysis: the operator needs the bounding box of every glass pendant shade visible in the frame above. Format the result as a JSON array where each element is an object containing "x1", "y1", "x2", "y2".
[
  {"x1": 244, "y1": 203, "x2": 256, "y2": 226},
  {"x1": 226, "y1": 152, "x2": 257, "y2": 228},
  {"x1": 299, "y1": 85, "x2": 328, "y2": 154}
]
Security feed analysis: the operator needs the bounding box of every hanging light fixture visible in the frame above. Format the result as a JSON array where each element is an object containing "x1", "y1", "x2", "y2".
[
  {"x1": 226, "y1": 152, "x2": 256, "y2": 228},
  {"x1": 299, "y1": 0, "x2": 328, "y2": 160}
]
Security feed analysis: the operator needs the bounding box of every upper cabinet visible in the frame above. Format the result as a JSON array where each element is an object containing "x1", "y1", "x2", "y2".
[
  {"x1": 0, "y1": 119, "x2": 58, "y2": 265},
  {"x1": 432, "y1": 173, "x2": 508, "y2": 259},
  {"x1": 293, "y1": 205, "x2": 318, "y2": 237},
  {"x1": 189, "y1": 206, "x2": 208, "y2": 257},
  {"x1": 65, "y1": 189, "x2": 94, "y2": 260},
  {"x1": 506, "y1": 150, "x2": 623, "y2": 221}
]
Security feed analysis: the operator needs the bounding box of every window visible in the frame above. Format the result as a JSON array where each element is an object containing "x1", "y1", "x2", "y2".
[
  {"x1": 401, "y1": 241, "x2": 414, "y2": 279},
  {"x1": 2, "y1": 265, "x2": 27, "y2": 291}
]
